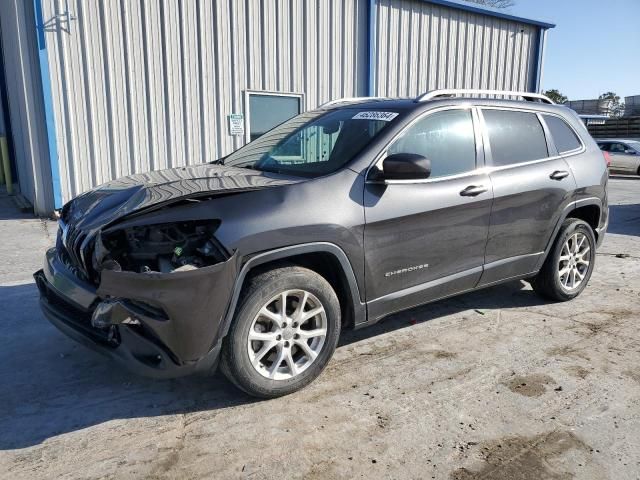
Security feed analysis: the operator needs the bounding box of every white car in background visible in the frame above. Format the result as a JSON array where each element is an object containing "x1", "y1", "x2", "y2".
[{"x1": 597, "y1": 139, "x2": 640, "y2": 176}]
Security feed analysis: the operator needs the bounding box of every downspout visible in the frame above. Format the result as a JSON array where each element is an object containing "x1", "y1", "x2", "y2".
[
  {"x1": 531, "y1": 27, "x2": 548, "y2": 93},
  {"x1": 33, "y1": 0, "x2": 63, "y2": 209},
  {"x1": 536, "y1": 28, "x2": 548, "y2": 93},
  {"x1": 367, "y1": 0, "x2": 377, "y2": 96}
]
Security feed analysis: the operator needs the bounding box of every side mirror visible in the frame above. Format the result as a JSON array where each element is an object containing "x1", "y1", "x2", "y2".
[
  {"x1": 376, "y1": 153, "x2": 431, "y2": 181},
  {"x1": 625, "y1": 149, "x2": 637, "y2": 155}
]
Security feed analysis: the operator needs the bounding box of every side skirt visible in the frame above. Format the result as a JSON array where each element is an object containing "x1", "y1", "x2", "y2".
[{"x1": 356, "y1": 270, "x2": 539, "y2": 330}]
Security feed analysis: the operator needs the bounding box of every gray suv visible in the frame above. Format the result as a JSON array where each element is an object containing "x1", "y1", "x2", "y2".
[{"x1": 35, "y1": 89, "x2": 609, "y2": 398}]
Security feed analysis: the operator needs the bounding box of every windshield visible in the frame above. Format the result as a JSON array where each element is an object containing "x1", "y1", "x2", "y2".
[
  {"x1": 223, "y1": 108, "x2": 401, "y2": 177},
  {"x1": 628, "y1": 141, "x2": 640, "y2": 152}
]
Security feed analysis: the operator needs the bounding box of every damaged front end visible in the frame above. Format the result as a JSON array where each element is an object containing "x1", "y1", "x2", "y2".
[
  {"x1": 36, "y1": 217, "x2": 239, "y2": 378},
  {"x1": 93, "y1": 220, "x2": 229, "y2": 275},
  {"x1": 35, "y1": 163, "x2": 301, "y2": 377}
]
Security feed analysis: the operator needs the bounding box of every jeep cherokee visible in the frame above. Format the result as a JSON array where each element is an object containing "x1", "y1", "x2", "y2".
[{"x1": 35, "y1": 89, "x2": 609, "y2": 398}]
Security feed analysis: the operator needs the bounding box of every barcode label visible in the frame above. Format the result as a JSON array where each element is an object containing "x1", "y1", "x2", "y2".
[{"x1": 352, "y1": 111, "x2": 399, "y2": 121}]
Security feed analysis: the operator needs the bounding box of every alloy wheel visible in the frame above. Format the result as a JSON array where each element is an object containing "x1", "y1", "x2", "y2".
[
  {"x1": 558, "y1": 231, "x2": 590, "y2": 290},
  {"x1": 247, "y1": 289, "x2": 327, "y2": 380}
]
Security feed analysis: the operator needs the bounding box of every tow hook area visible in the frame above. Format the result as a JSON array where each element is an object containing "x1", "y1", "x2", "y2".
[{"x1": 91, "y1": 299, "x2": 142, "y2": 329}]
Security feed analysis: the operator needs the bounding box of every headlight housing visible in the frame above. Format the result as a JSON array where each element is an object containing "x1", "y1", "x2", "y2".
[{"x1": 93, "y1": 220, "x2": 227, "y2": 274}]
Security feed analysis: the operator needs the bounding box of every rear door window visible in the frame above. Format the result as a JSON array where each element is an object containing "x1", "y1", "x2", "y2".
[
  {"x1": 482, "y1": 110, "x2": 549, "y2": 166},
  {"x1": 543, "y1": 115, "x2": 582, "y2": 154}
]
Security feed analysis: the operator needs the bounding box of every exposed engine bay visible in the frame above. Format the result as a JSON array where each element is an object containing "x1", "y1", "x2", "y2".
[{"x1": 94, "y1": 221, "x2": 228, "y2": 274}]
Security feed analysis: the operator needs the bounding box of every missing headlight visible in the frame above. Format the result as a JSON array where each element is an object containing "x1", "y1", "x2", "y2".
[{"x1": 96, "y1": 220, "x2": 227, "y2": 274}]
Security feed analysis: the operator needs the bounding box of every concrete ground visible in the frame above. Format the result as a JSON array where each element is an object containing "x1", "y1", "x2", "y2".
[{"x1": 1, "y1": 178, "x2": 639, "y2": 480}]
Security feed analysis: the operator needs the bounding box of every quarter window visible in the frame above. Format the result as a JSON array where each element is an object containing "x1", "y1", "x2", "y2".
[
  {"x1": 387, "y1": 109, "x2": 476, "y2": 178},
  {"x1": 543, "y1": 115, "x2": 582, "y2": 153},
  {"x1": 483, "y1": 110, "x2": 548, "y2": 166}
]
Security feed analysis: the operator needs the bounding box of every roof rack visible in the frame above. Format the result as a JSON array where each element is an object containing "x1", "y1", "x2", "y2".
[
  {"x1": 415, "y1": 89, "x2": 555, "y2": 104},
  {"x1": 320, "y1": 96, "x2": 389, "y2": 108}
]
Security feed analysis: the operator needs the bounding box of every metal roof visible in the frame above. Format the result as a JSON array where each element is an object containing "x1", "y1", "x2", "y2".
[{"x1": 421, "y1": 0, "x2": 556, "y2": 29}]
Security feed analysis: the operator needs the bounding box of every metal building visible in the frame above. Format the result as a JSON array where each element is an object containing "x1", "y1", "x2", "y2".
[{"x1": 0, "y1": 0, "x2": 554, "y2": 215}]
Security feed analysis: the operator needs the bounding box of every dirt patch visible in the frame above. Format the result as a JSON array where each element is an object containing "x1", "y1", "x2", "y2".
[
  {"x1": 430, "y1": 350, "x2": 457, "y2": 359},
  {"x1": 375, "y1": 412, "x2": 390, "y2": 429},
  {"x1": 547, "y1": 345, "x2": 591, "y2": 362},
  {"x1": 565, "y1": 365, "x2": 591, "y2": 379},
  {"x1": 623, "y1": 370, "x2": 640, "y2": 384},
  {"x1": 503, "y1": 374, "x2": 555, "y2": 397},
  {"x1": 450, "y1": 430, "x2": 590, "y2": 480},
  {"x1": 582, "y1": 322, "x2": 606, "y2": 335}
]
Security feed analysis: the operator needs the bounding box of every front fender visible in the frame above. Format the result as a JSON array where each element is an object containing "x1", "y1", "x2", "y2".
[{"x1": 214, "y1": 242, "x2": 367, "y2": 349}]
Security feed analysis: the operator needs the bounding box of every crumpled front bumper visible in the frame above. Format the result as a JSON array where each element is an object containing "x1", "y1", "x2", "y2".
[{"x1": 35, "y1": 247, "x2": 238, "y2": 378}]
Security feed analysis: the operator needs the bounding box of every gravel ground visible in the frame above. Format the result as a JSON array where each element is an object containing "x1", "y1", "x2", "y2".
[{"x1": 0, "y1": 178, "x2": 639, "y2": 480}]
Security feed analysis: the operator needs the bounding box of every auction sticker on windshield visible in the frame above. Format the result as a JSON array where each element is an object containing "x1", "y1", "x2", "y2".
[{"x1": 352, "y1": 111, "x2": 399, "y2": 121}]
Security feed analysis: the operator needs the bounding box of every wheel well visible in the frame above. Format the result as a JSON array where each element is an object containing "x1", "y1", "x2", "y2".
[
  {"x1": 245, "y1": 252, "x2": 356, "y2": 329},
  {"x1": 566, "y1": 204, "x2": 601, "y2": 237}
]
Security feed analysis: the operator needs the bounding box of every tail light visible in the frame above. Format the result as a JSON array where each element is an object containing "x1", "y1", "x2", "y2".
[{"x1": 602, "y1": 150, "x2": 611, "y2": 167}]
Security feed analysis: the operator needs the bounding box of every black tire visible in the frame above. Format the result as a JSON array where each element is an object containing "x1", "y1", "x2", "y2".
[
  {"x1": 220, "y1": 266, "x2": 341, "y2": 398},
  {"x1": 531, "y1": 219, "x2": 596, "y2": 301},
  {"x1": 636, "y1": 165, "x2": 640, "y2": 176}
]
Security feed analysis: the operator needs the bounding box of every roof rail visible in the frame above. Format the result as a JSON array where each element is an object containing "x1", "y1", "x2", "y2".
[
  {"x1": 320, "y1": 96, "x2": 389, "y2": 108},
  {"x1": 415, "y1": 89, "x2": 555, "y2": 104}
]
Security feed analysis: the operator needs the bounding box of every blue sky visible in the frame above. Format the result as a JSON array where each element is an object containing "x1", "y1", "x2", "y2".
[{"x1": 507, "y1": 0, "x2": 640, "y2": 101}]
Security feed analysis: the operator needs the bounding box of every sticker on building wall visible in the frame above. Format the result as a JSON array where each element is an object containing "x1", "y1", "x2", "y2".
[
  {"x1": 228, "y1": 114, "x2": 245, "y2": 136},
  {"x1": 352, "y1": 111, "x2": 399, "y2": 121}
]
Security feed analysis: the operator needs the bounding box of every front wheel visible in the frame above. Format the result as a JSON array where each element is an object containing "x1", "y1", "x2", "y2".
[
  {"x1": 220, "y1": 266, "x2": 341, "y2": 398},
  {"x1": 531, "y1": 219, "x2": 596, "y2": 301}
]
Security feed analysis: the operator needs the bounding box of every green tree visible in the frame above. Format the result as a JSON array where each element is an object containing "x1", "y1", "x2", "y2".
[
  {"x1": 465, "y1": 0, "x2": 515, "y2": 8},
  {"x1": 543, "y1": 89, "x2": 568, "y2": 104},
  {"x1": 599, "y1": 92, "x2": 625, "y2": 117},
  {"x1": 599, "y1": 92, "x2": 620, "y2": 103}
]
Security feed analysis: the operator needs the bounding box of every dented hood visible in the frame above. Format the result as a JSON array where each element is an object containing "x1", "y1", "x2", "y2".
[{"x1": 62, "y1": 164, "x2": 301, "y2": 230}]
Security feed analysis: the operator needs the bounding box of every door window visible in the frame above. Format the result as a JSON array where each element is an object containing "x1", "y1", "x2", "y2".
[
  {"x1": 248, "y1": 93, "x2": 301, "y2": 142},
  {"x1": 387, "y1": 109, "x2": 476, "y2": 178},
  {"x1": 483, "y1": 110, "x2": 548, "y2": 166},
  {"x1": 543, "y1": 115, "x2": 582, "y2": 154},
  {"x1": 609, "y1": 143, "x2": 626, "y2": 153}
]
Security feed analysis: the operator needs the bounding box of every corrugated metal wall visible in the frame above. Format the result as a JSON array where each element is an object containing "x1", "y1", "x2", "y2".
[
  {"x1": 40, "y1": 0, "x2": 368, "y2": 203},
  {"x1": 0, "y1": 0, "x2": 56, "y2": 213},
  {"x1": 373, "y1": 0, "x2": 538, "y2": 97}
]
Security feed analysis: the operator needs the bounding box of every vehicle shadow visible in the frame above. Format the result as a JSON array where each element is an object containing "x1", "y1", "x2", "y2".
[
  {"x1": 0, "y1": 282, "x2": 257, "y2": 451},
  {"x1": 0, "y1": 278, "x2": 549, "y2": 450},
  {"x1": 607, "y1": 203, "x2": 640, "y2": 237},
  {"x1": 339, "y1": 279, "x2": 549, "y2": 347}
]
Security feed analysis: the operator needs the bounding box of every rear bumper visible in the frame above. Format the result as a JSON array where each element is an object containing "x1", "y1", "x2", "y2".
[{"x1": 35, "y1": 248, "x2": 238, "y2": 378}]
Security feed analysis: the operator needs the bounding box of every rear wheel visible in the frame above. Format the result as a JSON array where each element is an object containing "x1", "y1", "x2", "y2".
[
  {"x1": 220, "y1": 266, "x2": 341, "y2": 398},
  {"x1": 531, "y1": 219, "x2": 596, "y2": 301}
]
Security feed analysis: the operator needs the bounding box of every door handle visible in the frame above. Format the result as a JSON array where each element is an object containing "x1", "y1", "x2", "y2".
[
  {"x1": 459, "y1": 185, "x2": 488, "y2": 197},
  {"x1": 549, "y1": 170, "x2": 570, "y2": 180}
]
